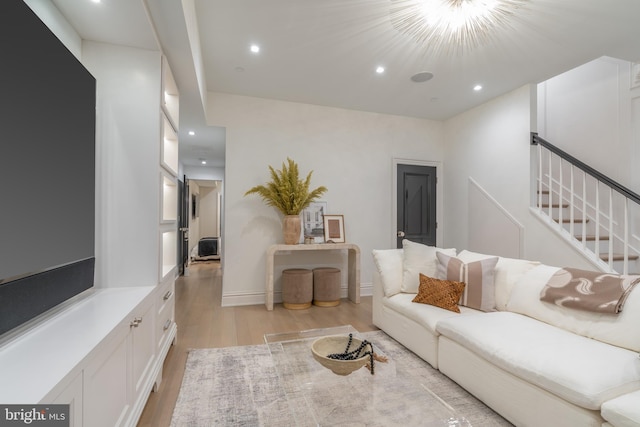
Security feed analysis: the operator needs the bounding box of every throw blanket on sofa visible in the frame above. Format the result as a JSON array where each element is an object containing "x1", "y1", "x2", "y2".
[{"x1": 540, "y1": 268, "x2": 640, "y2": 314}]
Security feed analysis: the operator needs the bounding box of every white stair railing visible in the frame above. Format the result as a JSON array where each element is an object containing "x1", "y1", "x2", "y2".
[{"x1": 531, "y1": 133, "x2": 640, "y2": 274}]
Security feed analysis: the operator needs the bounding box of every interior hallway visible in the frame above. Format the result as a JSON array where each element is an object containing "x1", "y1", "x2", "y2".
[{"x1": 138, "y1": 261, "x2": 377, "y2": 426}]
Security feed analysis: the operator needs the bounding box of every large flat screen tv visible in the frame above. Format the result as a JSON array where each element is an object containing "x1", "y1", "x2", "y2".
[{"x1": 0, "y1": 1, "x2": 96, "y2": 337}]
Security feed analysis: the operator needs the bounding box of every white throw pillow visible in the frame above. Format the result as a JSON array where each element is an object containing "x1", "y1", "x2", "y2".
[
  {"x1": 457, "y1": 250, "x2": 539, "y2": 311},
  {"x1": 372, "y1": 249, "x2": 404, "y2": 297},
  {"x1": 401, "y1": 239, "x2": 456, "y2": 293}
]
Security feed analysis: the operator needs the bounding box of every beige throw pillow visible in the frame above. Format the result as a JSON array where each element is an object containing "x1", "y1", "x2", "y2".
[{"x1": 436, "y1": 252, "x2": 499, "y2": 312}]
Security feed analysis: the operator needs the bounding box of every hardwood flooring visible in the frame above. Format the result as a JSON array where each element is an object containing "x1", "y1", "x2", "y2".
[{"x1": 137, "y1": 262, "x2": 378, "y2": 426}]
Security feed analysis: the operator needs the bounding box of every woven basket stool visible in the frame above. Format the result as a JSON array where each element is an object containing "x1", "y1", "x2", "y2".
[
  {"x1": 313, "y1": 267, "x2": 341, "y2": 307},
  {"x1": 281, "y1": 268, "x2": 313, "y2": 309}
]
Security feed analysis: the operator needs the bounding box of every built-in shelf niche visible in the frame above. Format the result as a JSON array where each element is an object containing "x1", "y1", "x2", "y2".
[
  {"x1": 162, "y1": 56, "x2": 179, "y2": 130},
  {"x1": 161, "y1": 229, "x2": 177, "y2": 279},
  {"x1": 161, "y1": 114, "x2": 178, "y2": 176},
  {"x1": 161, "y1": 173, "x2": 177, "y2": 223}
]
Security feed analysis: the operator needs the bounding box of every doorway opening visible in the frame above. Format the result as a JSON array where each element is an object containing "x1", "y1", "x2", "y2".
[{"x1": 180, "y1": 179, "x2": 223, "y2": 274}]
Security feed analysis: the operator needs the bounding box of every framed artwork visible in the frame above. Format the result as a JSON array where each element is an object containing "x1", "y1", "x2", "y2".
[
  {"x1": 301, "y1": 201, "x2": 327, "y2": 243},
  {"x1": 323, "y1": 214, "x2": 345, "y2": 243}
]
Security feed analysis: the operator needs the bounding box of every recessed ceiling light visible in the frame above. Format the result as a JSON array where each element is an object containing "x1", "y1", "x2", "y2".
[
  {"x1": 201, "y1": 160, "x2": 207, "y2": 165},
  {"x1": 376, "y1": 66, "x2": 385, "y2": 74},
  {"x1": 188, "y1": 131, "x2": 195, "y2": 136},
  {"x1": 91, "y1": 0, "x2": 101, "y2": 3},
  {"x1": 250, "y1": 44, "x2": 260, "y2": 53},
  {"x1": 473, "y1": 85, "x2": 483, "y2": 91}
]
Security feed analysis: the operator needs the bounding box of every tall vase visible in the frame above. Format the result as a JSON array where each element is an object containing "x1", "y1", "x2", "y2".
[{"x1": 283, "y1": 215, "x2": 301, "y2": 245}]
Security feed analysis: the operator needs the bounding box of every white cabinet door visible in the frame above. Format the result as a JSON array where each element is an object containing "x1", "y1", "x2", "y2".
[
  {"x1": 48, "y1": 371, "x2": 83, "y2": 427},
  {"x1": 131, "y1": 300, "x2": 155, "y2": 398},
  {"x1": 83, "y1": 326, "x2": 130, "y2": 427}
]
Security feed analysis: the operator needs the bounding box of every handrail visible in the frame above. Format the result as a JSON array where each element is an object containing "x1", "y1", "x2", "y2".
[{"x1": 531, "y1": 132, "x2": 640, "y2": 206}]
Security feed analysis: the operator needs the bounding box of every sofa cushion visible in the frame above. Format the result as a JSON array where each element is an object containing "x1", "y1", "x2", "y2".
[
  {"x1": 601, "y1": 390, "x2": 640, "y2": 427},
  {"x1": 412, "y1": 274, "x2": 465, "y2": 313},
  {"x1": 456, "y1": 250, "x2": 539, "y2": 311},
  {"x1": 509, "y1": 264, "x2": 640, "y2": 352},
  {"x1": 436, "y1": 311, "x2": 640, "y2": 410},
  {"x1": 401, "y1": 239, "x2": 456, "y2": 293},
  {"x1": 436, "y1": 252, "x2": 498, "y2": 312},
  {"x1": 382, "y1": 292, "x2": 480, "y2": 335},
  {"x1": 372, "y1": 248, "x2": 404, "y2": 297}
]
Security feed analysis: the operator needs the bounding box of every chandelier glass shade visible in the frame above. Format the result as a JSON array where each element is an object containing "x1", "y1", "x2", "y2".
[{"x1": 390, "y1": 0, "x2": 528, "y2": 54}]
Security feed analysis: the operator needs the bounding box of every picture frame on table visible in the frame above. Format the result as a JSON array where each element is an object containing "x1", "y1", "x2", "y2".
[
  {"x1": 300, "y1": 201, "x2": 327, "y2": 243},
  {"x1": 323, "y1": 214, "x2": 345, "y2": 243}
]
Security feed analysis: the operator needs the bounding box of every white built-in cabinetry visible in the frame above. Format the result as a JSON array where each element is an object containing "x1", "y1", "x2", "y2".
[
  {"x1": 160, "y1": 56, "x2": 180, "y2": 280},
  {"x1": 0, "y1": 50, "x2": 180, "y2": 427}
]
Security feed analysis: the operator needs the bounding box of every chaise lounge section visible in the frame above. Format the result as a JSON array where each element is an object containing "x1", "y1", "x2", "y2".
[{"x1": 372, "y1": 240, "x2": 640, "y2": 426}]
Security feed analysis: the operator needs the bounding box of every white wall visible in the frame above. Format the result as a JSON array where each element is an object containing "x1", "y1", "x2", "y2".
[
  {"x1": 184, "y1": 165, "x2": 224, "y2": 181},
  {"x1": 208, "y1": 92, "x2": 444, "y2": 305},
  {"x1": 199, "y1": 185, "x2": 221, "y2": 238},
  {"x1": 444, "y1": 85, "x2": 594, "y2": 269},
  {"x1": 83, "y1": 41, "x2": 162, "y2": 287},
  {"x1": 538, "y1": 56, "x2": 639, "y2": 193}
]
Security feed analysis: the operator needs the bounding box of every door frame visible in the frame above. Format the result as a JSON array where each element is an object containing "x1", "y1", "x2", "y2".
[{"x1": 392, "y1": 158, "x2": 444, "y2": 248}]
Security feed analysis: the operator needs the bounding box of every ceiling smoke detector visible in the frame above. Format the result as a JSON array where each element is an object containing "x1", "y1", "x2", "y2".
[{"x1": 410, "y1": 71, "x2": 434, "y2": 82}]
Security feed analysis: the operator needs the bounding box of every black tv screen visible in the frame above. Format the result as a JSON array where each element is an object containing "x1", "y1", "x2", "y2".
[{"x1": 0, "y1": 1, "x2": 96, "y2": 336}]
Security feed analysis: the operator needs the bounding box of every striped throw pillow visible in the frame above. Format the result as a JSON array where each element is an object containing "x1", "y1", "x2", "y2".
[{"x1": 436, "y1": 252, "x2": 499, "y2": 312}]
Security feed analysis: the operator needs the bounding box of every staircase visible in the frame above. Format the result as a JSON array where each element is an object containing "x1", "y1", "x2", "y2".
[{"x1": 531, "y1": 133, "x2": 640, "y2": 274}]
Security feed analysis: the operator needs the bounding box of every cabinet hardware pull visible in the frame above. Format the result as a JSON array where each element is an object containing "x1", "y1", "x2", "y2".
[
  {"x1": 163, "y1": 319, "x2": 172, "y2": 331},
  {"x1": 163, "y1": 291, "x2": 173, "y2": 301},
  {"x1": 130, "y1": 317, "x2": 143, "y2": 328}
]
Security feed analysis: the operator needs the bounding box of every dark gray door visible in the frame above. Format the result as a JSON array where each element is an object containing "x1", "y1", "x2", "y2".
[
  {"x1": 178, "y1": 176, "x2": 189, "y2": 275},
  {"x1": 397, "y1": 164, "x2": 437, "y2": 248}
]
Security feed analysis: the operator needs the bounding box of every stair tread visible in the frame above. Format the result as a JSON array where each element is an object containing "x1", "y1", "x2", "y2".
[
  {"x1": 539, "y1": 203, "x2": 569, "y2": 208},
  {"x1": 599, "y1": 253, "x2": 640, "y2": 261},
  {"x1": 576, "y1": 235, "x2": 610, "y2": 241},
  {"x1": 554, "y1": 218, "x2": 589, "y2": 223}
]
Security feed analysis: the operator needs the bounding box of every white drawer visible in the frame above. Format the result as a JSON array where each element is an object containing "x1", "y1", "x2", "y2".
[
  {"x1": 156, "y1": 306, "x2": 174, "y2": 351},
  {"x1": 156, "y1": 277, "x2": 175, "y2": 350},
  {"x1": 156, "y1": 276, "x2": 175, "y2": 315}
]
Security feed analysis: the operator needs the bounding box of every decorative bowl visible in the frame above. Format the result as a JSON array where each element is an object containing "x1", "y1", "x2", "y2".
[{"x1": 311, "y1": 335, "x2": 369, "y2": 376}]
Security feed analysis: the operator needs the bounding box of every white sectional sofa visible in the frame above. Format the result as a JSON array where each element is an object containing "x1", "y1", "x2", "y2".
[{"x1": 372, "y1": 240, "x2": 640, "y2": 427}]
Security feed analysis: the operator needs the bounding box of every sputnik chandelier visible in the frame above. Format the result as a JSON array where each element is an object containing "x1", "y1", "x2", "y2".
[{"x1": 389, "y1": 0, "x2": 528, "y2": 54}]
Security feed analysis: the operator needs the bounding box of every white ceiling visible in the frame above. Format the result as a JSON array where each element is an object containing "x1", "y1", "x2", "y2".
[{"x1": 50, "y1": 0, "x2": 640, "y2": 169}]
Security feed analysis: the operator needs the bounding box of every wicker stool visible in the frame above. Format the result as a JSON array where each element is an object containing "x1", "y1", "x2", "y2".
[
  {"x1": 313, "y1": 267, "x2": 341, "y2": 307},
  {"x1": 281, "y1": 268, "x2": 313, "y2": 309}
]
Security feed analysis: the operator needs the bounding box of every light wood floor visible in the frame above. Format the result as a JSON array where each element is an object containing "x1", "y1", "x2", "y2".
[{"x1": 137, "y1": 262, "x2": 378, "y2": 427}]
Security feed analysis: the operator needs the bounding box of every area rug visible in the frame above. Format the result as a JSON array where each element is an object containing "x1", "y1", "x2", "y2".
[{"x1": 170, "y1": 330, "x2": 512, "y2": 426}]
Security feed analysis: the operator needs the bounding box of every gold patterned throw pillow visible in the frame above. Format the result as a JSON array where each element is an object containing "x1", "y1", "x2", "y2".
[{"x1": 412, "y1": 274, "x2": 466, "y2": 313}]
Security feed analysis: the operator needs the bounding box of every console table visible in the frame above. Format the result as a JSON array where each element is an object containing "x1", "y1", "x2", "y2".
[{"x1": 265, "y1": 243, "x2": 360, "y2": 310}]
